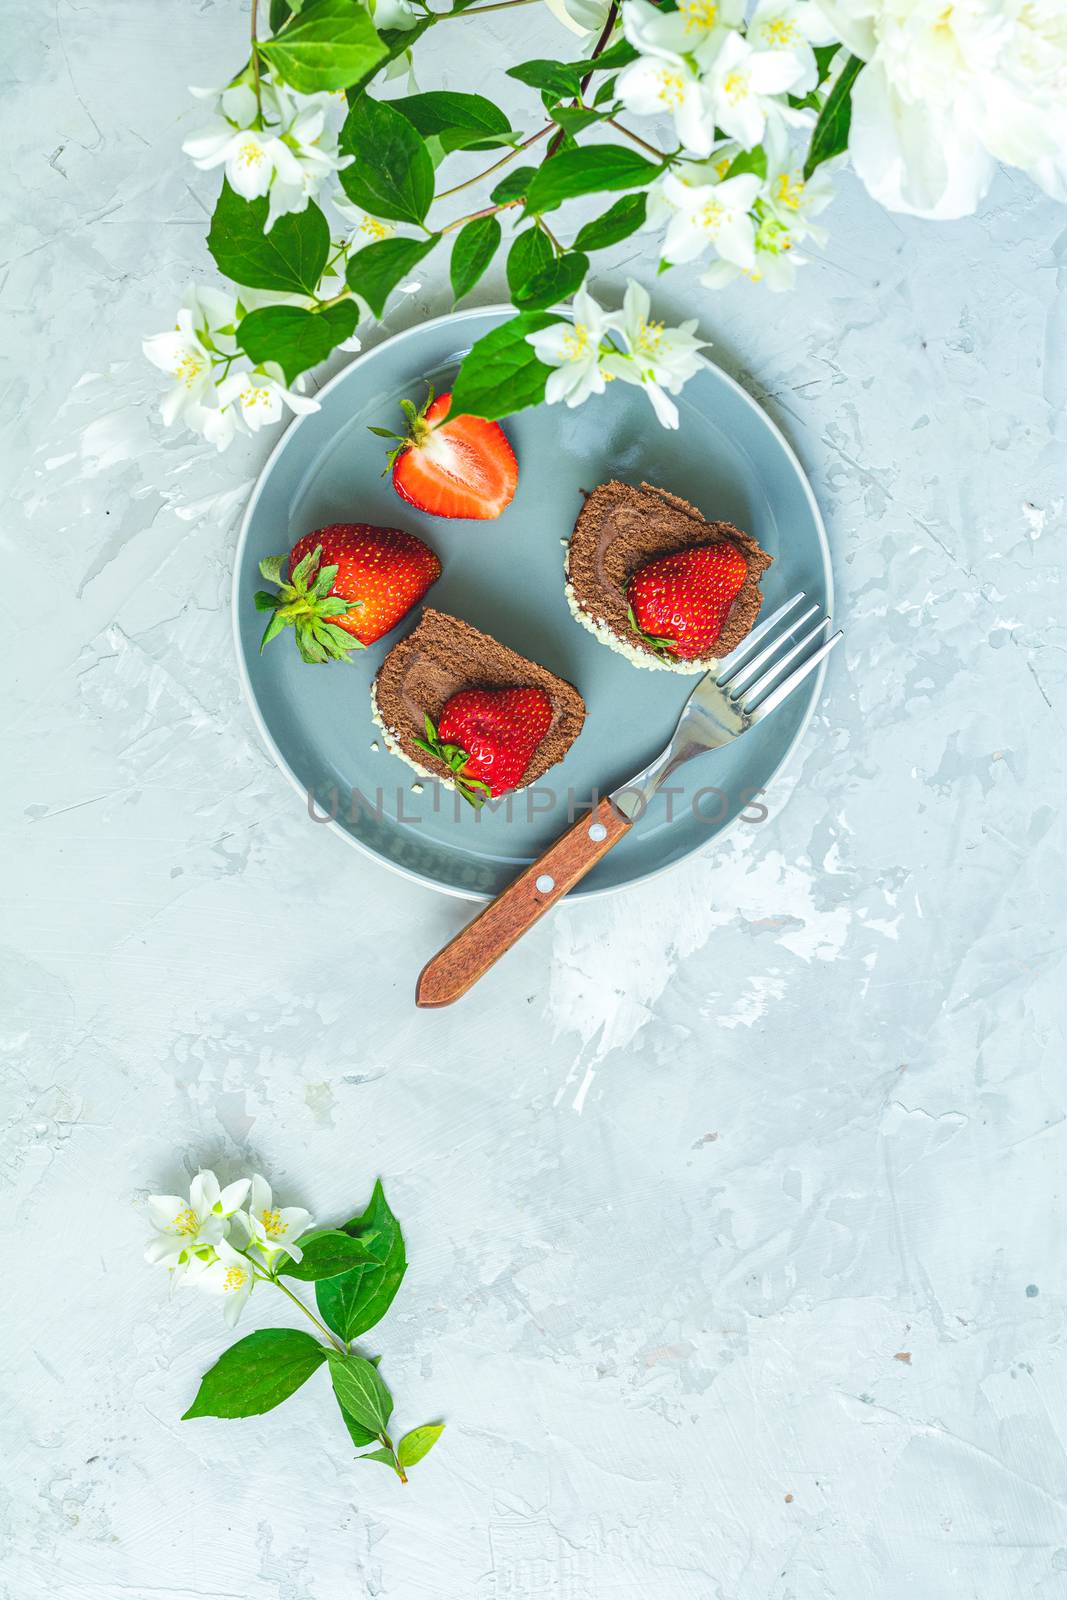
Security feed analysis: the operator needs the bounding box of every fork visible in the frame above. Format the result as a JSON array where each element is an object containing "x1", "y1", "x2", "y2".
[{"x1": 415, "y1": 593, "x2": 842, "y2": 1007}]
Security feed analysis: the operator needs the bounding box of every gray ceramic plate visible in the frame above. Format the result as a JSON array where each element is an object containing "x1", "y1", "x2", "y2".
[{"x1": 233, "y1": 305, "x2": 832, "y2": 900}]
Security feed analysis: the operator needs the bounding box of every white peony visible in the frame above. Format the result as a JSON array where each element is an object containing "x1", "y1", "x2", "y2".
[{"x1": 819, "y1": 0, "x2": 1067, "y2": 217}]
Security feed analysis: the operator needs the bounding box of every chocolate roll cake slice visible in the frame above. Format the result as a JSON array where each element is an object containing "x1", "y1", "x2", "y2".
[
  {"x1": 565, "y1": 480, "x2": 772, "y2": 672},
  {"x1": 371, "y1": 608, "x2": 586, "y2": 796}
]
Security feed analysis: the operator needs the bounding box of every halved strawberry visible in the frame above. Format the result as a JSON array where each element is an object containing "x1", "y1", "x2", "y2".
[
  {"x1": 627, "y1": 542, "x2": 749, "y2": 661},
  {"x1": 372, "y1": 388, "x2": 518, "y2": 521},
  {"x1": 255, "y1": 523, "x2": 440, "y2": 663},
  {"x1": 412, "y1": 686, "x2": 553, "y2": 805}
]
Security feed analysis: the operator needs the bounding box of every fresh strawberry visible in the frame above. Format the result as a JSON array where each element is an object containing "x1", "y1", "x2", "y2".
[
  {"x1": 412, "y1": 687, "x2": 553, "y2": 805},
  {"x1": 256, "y1": 524, "x2": 440, "y2": 662},
  {"x1": 373, "y1": 387, "x2": 518, "y2": 521},
  {"x1": 627, "y1": 542, "x2": 748, "y2": 661}
]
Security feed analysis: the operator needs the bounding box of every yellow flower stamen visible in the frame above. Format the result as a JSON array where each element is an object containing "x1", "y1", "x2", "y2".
[
  {"x1": 774, "y1": 173, "x2": 805, "y2": 211},
  {"x1": 722, "y1": 72, "x2": 748, "y2": 103},
  {"x1": 236, "y1": 139, "x2": 265, "y2": 169},
  {"x1": 679, "y1": 0, "x2": 718, "y2": 29},
  {"x1": 259, "y1": 1207, "x2": 286, "y2": 1239},
  {"x1": 563, "y1": 323, "x2": 592, "y2": 360},
  {"x1": 223, "y1": 1265, "x2": 247, "y2": 1292},
  {"x1": 762, "y1": 16, "x2": 797, "y2": 45},
  {"x1": 240, "y1": 382, "x2": 273, "y2": 411},
  {"x1": 172, "y1": 1206, "x2": 200, "y2": 1236},
  {"x1": 635, "y1": 318, "x2": 666, "y2": 358},
  {"x1": 657, "y1": 70, "x2": 686, "y2": 109},
  {"x1": 700, "y1": 199, "x2": 725, "y2": 232},
  {"x1": 360, "y1": 217, "x2": 391, "y2": 240}
]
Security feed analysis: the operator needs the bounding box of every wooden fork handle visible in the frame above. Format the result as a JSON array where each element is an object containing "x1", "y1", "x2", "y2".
[{"x1": 415, "y1": 795, "x2": 632, "y2": 1008}]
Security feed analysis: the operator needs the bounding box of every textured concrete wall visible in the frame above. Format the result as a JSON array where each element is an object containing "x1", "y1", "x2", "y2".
[{"x1": 2, "y1": 2, "x2": 1065, "y2": 1596}]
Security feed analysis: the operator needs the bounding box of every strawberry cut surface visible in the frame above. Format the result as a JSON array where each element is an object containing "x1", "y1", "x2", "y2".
[
  {"x1": 255, "y1": 523, "x2": 440, "y2": 663},
  {"x1": 627, "y1": 541, "x2": 749, "y2": 661},
  {"x1": 413, "y1": 686, "x2": 553, "y2": 804},
  {"x1": 383, "y1": 391, "x2": 518, "y2": 521}
]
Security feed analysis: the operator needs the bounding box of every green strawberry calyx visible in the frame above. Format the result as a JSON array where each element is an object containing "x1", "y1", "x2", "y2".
[
  {"x1": 255, "y1": 545, "x2": 365, "y2": 665},
  {"x1": 625, "y1": 601, "x2": 679, "y2": 662},
  {"x1": 411, "y1": 713, "x2": 493, "y2": 809},
  {"x1": 367, "y1": 384, "x2": 441, "y2": 477}
]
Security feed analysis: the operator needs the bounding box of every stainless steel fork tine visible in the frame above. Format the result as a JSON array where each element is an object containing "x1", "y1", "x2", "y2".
[
  {"x1": 715, "y1": 592, "x2": 806, "y2": 677},
  {"x1": 740, "y1": 617, "x2": 831, "y2": 710},
  {"x1": 746, "y1": 630, "x2": 843, "y2": 721},
  {"x1": 721, "y1": 602, "x2": 821, "y2": 693}
]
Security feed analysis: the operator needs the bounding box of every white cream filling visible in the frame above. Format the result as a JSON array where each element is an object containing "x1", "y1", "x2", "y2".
[
  {"x1": 370, "y1": 680, "x2": 459, "y2": 791},
  {"x1": 369, "y1": 679, "x2": 543, "y2": 794},
  {"x1": 562, "y1": 574, "x2": 715, "y2": 676}
]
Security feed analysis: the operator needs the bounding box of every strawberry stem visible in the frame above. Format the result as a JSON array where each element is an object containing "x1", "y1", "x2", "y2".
[
  {"x1": 256, "y1": 544, "x2": 365, "y2": 665},
  {"x1": 369, "y1": 383, "x2": 439, "y2": 474},
  {"x1": 411, "y1": 713, "x2": 493, "y2": 808}
]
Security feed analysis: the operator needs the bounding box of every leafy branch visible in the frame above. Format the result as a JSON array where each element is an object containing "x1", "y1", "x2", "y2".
[
  {"x1": 149, "y1": 0, "x2": 864, "y2": 442},
  {"x1": 147, "y1": 1171, "x2": 443, "y2": 1485}
]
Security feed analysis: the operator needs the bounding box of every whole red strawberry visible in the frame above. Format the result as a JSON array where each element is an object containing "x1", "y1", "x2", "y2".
[
  {"x1": 412, "y1": 687, "x2": 553, "y2": 805},
  {"x1": 373, "y1": 387, "x2": 518, "y2": 521},
  {"x1": 256, "y1": 524, "x2": 441, "y2": 662},
  {"x1": 627, "y1": 542, "x2": 748, "y2": 661}
]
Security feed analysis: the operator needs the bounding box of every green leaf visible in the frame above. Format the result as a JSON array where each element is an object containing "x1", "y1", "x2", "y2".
[
  {"x1": 208, "y1": 182, "x2": 329, "y2": 294},
  {"x1": 506, "y1": 227, "x2": 553, "y2": 297},
  {"x1": 393, "y1": 91, "x2": 513, "y2": 153},
  {"x1": 814, "y1": 42, "x2": 841, "y2": 83},
  {"x1": 269, "y1": 0, "x2": 295, "y2": 30},
  {"x1": 506, "y1": 59, "x2": 582, "y2": 102},
  {"x1": 549, "y1": 105, "x2": 603, "y2": 136},
  {"x1": 182, "y1": 1329, "x2": 326, "y2": 1420},
  {"x1": 344, "y1": 12, "x2": 435, "y2": 101},
  {"x1": 237, "y1": 302, "x2": 358, "y2": 384},
  {"x1": 340, "y1": 95, "x2": 435, "y2": 225},
  {"x1": 450, "y1": 215, "x2": 501, "y2": 304},
  {"x1": 336, "y1": 1393, "x2": 378, "y2": 1448},
  {"x1": 804, "y1": 52, "x2": 863, "y2": 179},
  {"x1": 513, "y1": 249, "x2": 588, "y2": 311},
  {"x1": 259, "y1": 0, "x2": 387, "y2": 92},
  {"x1": 725, "y1": 146, "x2": 768, "y2": 181},
  {"x1": 358, "y1": 1447, "x2": 398, "y2": 1467},
  {"x1": 277, "y1": 1228, "x2": 380, "y2": 1281},
  {"x1": 593, "y1": 76, "x2": 619, "y2": 108},
  {"x1": 327, "y1": 1350, "x2": 394, "y2": 1435},
  {"x1": 573, "y1": 192, "x2": 647, "y2": 252},
  {"x1": 316, "y1": 1179, "x2": 407, "y2": 1341},
  {"x1": 525, "y1": 145, "x2": 660, "y2": 215},
  {"x1": 449, "y1": 312, "x2": 562, "y2": 421},
  {"x1": 398, "y1": 1423, "x2": 445, "y2": 1467},
  {"x1": 491, "y1": 166, "x2": 537, "y2": 205},
  {"x1": 568, "y1": 38, "x2": 637, "y2": 73},
  {"x1": 346, "y1": 234, "x2": 438, "y2": 318}
]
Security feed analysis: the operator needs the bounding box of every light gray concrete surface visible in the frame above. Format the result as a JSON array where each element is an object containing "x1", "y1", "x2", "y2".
[{"x1": 3, "y1": 2, "x2": 1066, "y2": 1596}]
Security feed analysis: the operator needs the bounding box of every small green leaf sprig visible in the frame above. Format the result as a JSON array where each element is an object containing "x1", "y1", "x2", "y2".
[
  {"x1": 145, "y1": 1169, "x2": 441, "y2": 1483},
  {"x1": 625, "y1": 601, "x2": 678, "y2": 662},
  {"x1": 412, "y1": 712, "x2": 493, "y2": 808}
]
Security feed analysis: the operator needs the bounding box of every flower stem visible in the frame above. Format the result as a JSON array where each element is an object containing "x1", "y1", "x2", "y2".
[
  {"x1": 270, "y1": 1274, "x2": 348, "y2": 1354},
  {"x1": 380, "y1": 1431, "x2": 408, "y2": 1482},
  {"x1": 545, "y1": 0, "x2": 619, "y2": 159},
  {"x1": 435, "y1": 124, "x2": 553, "y2": 200},
  {"x1": 439, "y1": 0, "x2": 541, "y2": 14},
  {"x1": 250, "y1": 0, "x2": 263, "y2": 118},
  {"x1": 440, "y1": 198, "x2": 522, "y2": 235},
  {"x1": 537, "y1": 216, "x2": 563, "y2": 255},
  {"x1": 606, "y1": 118, "x2": 665, "y2": 159}
]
